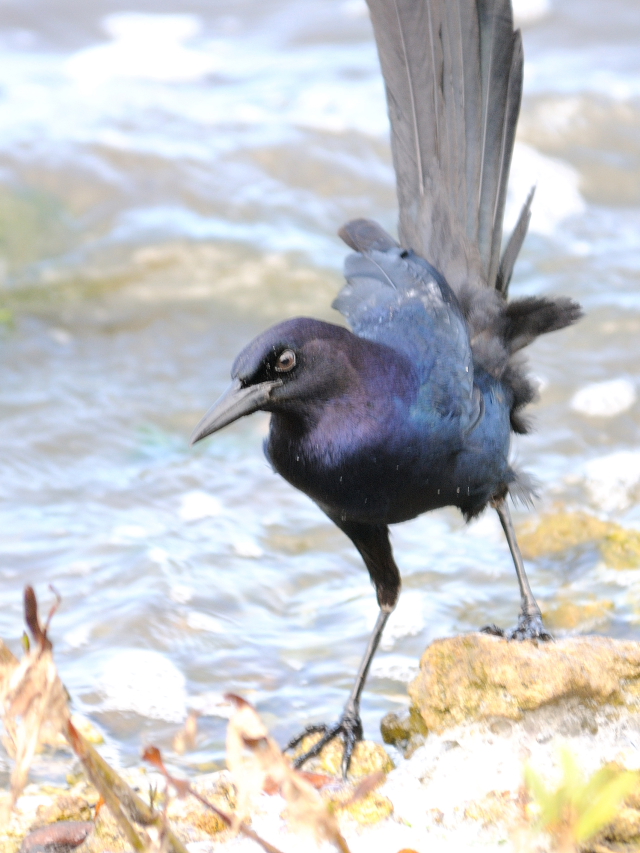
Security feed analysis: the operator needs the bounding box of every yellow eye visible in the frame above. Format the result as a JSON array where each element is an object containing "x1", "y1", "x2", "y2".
[{"x1": 275, "y1": 349, "x2": 296, "y2": 373}]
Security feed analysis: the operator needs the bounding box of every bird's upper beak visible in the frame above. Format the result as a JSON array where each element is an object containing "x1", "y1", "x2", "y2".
[{"x1": 190, "y1": 377, "x2": 282, "y2": 445}]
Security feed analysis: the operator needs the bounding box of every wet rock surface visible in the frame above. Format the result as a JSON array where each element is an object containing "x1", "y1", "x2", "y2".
[
  {"x1": 517, "y1": 509, "x2": 640, "y2": 570},
  {"x1": 406, "y1": 633, "x2": 640, "y2": 733}
]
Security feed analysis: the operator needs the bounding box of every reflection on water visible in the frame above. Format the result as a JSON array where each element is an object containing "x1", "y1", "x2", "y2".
[{"x1": 1, "y1": 0, "x2": 640, "y2": 781}]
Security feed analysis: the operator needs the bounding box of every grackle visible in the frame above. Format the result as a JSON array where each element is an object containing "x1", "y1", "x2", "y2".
[{"x1": 191, "y1": 0, "x2": 581, "y2": 776}]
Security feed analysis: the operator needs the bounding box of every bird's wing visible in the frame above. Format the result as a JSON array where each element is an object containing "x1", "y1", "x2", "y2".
[
  {"x1": 366, "y1": 0, "x2": 524, "y2": 293},
  {"x1": 334, "y1": 219, "x2": 481, "y2": 427}
]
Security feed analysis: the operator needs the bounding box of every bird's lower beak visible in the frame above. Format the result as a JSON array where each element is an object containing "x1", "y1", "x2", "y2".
[{"x1": 190, "y1": 378, "x2": 282, "y2": 445}]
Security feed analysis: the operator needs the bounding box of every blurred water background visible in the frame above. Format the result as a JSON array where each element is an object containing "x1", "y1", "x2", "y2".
[{"x1": 1, "y1": 0, "x2": 640, "y2": 782}]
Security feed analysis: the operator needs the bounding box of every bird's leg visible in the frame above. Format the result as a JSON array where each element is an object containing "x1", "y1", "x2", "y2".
[
  {"x1": 286, "y1": 519, "x2": 400, "y2": 777},
  {"x1": 483, "y1": 497, "x2": 553, "y2": 641},
  {"x1": 287, "y1": 607, "x2": 391, "y2": 777}
]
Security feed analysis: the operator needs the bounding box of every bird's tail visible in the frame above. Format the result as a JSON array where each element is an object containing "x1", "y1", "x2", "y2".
[
  {"x1": 366, "y1": 0, "x2": 525, "y2": 293},
  {"x1": 363, "y1": 0, "x2": 581, "y2": 432}
]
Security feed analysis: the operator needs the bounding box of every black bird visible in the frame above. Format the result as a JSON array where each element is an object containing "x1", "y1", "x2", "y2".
[{"x1": 191, "y1": 0, "x2": 581, "y2": 775}]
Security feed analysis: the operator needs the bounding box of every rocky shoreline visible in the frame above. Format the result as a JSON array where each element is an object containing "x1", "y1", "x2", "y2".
[{"x1": 4, "y1": 632, "x2": 640, "y2": 853}]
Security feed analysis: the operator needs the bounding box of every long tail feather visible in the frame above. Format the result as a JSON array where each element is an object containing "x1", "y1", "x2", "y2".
[{"x1": 366, "y1": 0, "x2": 523, "y2": 292}]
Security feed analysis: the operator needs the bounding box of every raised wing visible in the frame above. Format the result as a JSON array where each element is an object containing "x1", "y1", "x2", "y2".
[{"x1": 334, "y1": 219, "x2": 481, "y2": 427}]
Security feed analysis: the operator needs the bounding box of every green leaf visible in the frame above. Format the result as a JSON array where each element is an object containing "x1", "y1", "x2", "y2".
[{"x1": 575, "y1": 771, "x2": 637, "y2": 842}]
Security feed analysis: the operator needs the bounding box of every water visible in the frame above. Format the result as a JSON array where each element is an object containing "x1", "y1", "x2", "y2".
[{"x1": 1, "y1": 0, "x2": 640, "y2": 782}]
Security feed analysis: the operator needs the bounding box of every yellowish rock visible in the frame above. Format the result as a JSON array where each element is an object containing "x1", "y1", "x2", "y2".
[
  {"x1": 330, "y1": 790, "x2": 393, "y2": 825},
  {"x1": 35, "y1": 795, "x2": 92, "y2": 824},
  {"x1": 167, "y1": 777, "x2": 235, "y2": 838},
  {"x1": 180, "y1": 807, "x2": 227, "y2": 836},
  {"x1": 600, "y1": 528, "x2": 640, "y2": 569},
  {"x1": 294, "y1": 735, "x2": 394, "y2": 779},
  {"x1": 408, "y1": 633, "x2": 640, "y2": 732},
  {"x1": 463, "y1": 791, "x2": 518, "y2": 828},
  {"x1": 602, "y1": 805, "x2": 640, "y2": 843},
  {"x1": 517, "y1": 508, "x2": 640, "y2": 571},
  {"x1": 380, "y1": 707, "x2": 428, "y2": 743},
  {"x1": 517, "y1": 510, "x2": 612, "y2": 559},
  {"x1": 542, "y1": 598, "x2": 614, "y2": 631}
]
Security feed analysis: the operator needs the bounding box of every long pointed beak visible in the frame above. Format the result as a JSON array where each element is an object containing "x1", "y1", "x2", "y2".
[{"x1": 190, "y1": 378, "x2": 282, "y2": 445}]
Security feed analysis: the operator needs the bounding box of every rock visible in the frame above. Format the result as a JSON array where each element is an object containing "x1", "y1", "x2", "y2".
[
  {"x1": 34, "y1": 797, "x2": 92, "y2": 826},
  {"x1": 19, "y1": 822, "x2": 93, "y2": 853},
  {"x1": 407, "y1": 633, "x2": 640, "y2": 733},
  {"x1": 166, "y1": 773, "x2": 236, "y2": 838},
  {"x1": 292, "y1": 736, "x2": 394, "y2": 780},
  {"x1": 516, "y1": 509, "x2": 640, "y2": 569},
  {"x1": 381, "y1": 708, "x2": 427, "y2": 757},
  {"x1": 329, "y1": 789, "x2": 394, "y2": 825},
  {"x1": 600, "y1": 527, "x2": 640, "y2": 570},
  {"x1": 542, "y1": 598, "x2": 614, "y2": 631},
  {"x1": 517, "y1": 510, "x2": 612, "y2": 559}
]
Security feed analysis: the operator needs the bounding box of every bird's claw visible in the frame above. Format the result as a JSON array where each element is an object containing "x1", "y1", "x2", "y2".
[
  {"x1": 286, "y1": 710, "x2": 363, "y2": 778},
  {"x1": 508, "y1": 611, "x2": 553, "y2": 641},
  {"x1": 481, "y1": 611, "x2": 553, "y2": 642}
]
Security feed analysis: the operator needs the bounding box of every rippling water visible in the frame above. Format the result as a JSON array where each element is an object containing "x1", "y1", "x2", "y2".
[{"x1": 1, "y1": 0, "x2": 640, "y2": 783}]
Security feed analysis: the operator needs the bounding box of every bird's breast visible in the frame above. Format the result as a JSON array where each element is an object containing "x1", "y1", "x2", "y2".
[{"x1": 265, "y1": 411, "x2": 467, "y2": 524}]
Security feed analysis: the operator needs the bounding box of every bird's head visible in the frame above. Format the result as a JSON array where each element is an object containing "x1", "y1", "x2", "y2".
[{"x1": 190, "y1": 317, "x2": 359, "y2": 445}]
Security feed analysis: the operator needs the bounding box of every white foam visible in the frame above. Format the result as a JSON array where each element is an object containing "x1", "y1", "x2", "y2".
[
  {"x1": 147, "y1": 546, "x2": 169, "y2": 564},
  {"x1": 582, "y1": 450, "x2": 640, "y2": 512},
  {"x1": 101, "y1": 649, "x2": 187, "y2": 722},
  {"x1": 65, "y1": 13, "x2": 219, "y2": 89},
  {"x1": 341, "y1": 0, "x2": 368, "y2": 19},
  {"x1": 570, "y1": 378, "x2": 636, "y2": 418},
  {"x1": 381, "y1": 591, "x2": 425, "y2": 650},
  {"x1": 233, "y1": 536, "x2": 264, "y2": 558},
  {"x1": 110, "y1": 523, "x2": 149, "y2": 541},
  {"x1": 170, "y1": 584, "x2": 195, "y2": 604},
  {"x1": 371, "y1": 654, "x2": 419, "y2": 682},
  {"x1": 186, "y1": 610, "x2": 225, "y2": 634},
  {"x1": 506, "y1": 142, "x2": 586, "y2": 236},
  {"x1": 513, "y1": 0, "x2": 551, "y2": 25},
  {"x1": 179, "y1": 490, "x2": 223, "y2": 521},
  {"x1": 189, "y1": 691, "x2": 232, "y2": 717},
  {"x1": 63, "y1": 623, "x2": 92, "y2": 650}
]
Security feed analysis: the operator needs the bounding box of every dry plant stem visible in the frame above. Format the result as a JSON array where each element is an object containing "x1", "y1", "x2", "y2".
[
  {"x1": 143, "y1": 746, "x2": 286, "y2": 853},
  {"x1": 1, "y1": 588, "x2": 189, "y2": 852},
  {"x1": 66, "y1": 722, "x2": 189, "y2": 853},
  {"x1": 66, "y1": 720, "x2": 148, "y2": 852},
  {"x1": 187, "y1": 785, "x2": 285, "y2": 853}
]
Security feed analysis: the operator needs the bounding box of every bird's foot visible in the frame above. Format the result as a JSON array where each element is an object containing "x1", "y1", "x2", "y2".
[
  {"x1": 285, "y1": 709, "x2": 363, "y2": 778},
  {"x1": 481, "y1": 611, "x2": 553, "y2": 641}
]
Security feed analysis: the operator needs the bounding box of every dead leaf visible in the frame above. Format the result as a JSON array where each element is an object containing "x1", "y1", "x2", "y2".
[
  {"x1": 0, "y1": 587, "x2": 70, "y2": 817},
  {"x1": 339, "y1": 770, "x2": 387, "y2": 808},
  {"x1": 172, "y1": 711, "x2": 199, "y2": 755},
  {"x1": 143, "y1": 743, "x2": 285, "y2": 853},
  {"x1": 225, "y1": 693, "x2": 352, "y2": 853}
]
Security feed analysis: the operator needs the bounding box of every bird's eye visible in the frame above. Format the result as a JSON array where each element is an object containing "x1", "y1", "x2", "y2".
[{"x1": 275, "y1": 349, "x2": 296, "y2": 373}]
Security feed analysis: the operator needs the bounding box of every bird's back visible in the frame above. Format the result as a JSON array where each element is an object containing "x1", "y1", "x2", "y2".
[{"x1": 332, "y1": 0, "x2": 580, "y2": 483}]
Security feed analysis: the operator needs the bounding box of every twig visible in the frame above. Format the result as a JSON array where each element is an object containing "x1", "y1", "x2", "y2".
[
  {"x1": 66, "y1": 721, "x2": 189, "y2": 853},
  {"x1": 144, "y1": 746, "x2": 286, "y2": 853}
]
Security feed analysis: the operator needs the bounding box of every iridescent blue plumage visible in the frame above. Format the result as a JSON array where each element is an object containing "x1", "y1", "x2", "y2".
[{"x1": 190, "y1": 0, "x2": 583, "y2": 776}]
